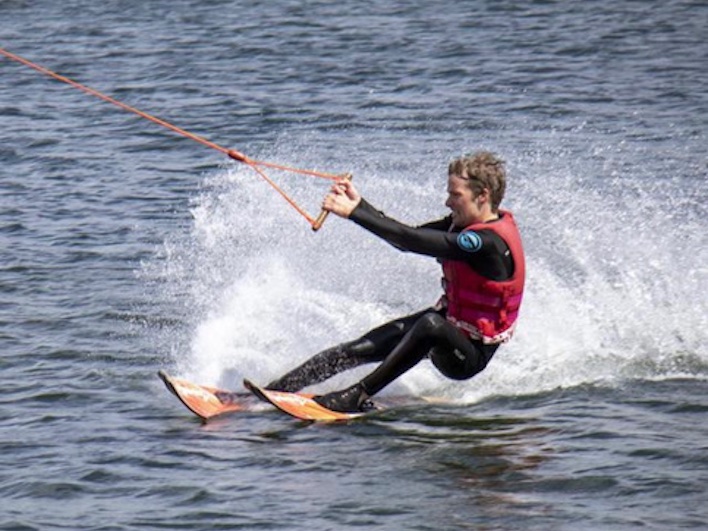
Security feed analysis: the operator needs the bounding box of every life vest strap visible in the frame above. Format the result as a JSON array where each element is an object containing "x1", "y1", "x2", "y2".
[{"x1": 447, "y1": 316, "x2": 517, "y2": 344}]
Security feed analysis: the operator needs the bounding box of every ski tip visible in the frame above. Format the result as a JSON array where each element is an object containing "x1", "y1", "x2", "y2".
[
  {"x1": 158, "y1": 370, "x2": 179, "y2": 397},
  {"x1": 243, "y1": 379, "x2": 268, "y2": 403}
]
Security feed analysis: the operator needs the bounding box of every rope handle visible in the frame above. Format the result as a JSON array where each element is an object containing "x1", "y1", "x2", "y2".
[{"x1": 311, "y1": 173, "x2": 353, "y2": 232}]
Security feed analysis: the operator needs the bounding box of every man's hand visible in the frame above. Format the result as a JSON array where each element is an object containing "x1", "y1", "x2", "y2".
[{"x1": 323, "y1": 178, "x2": 361, "y2": 218}]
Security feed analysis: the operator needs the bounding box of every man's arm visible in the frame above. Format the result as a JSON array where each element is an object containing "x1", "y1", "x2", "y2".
[
  {"x1": 350, "y1": 199, "x2": 455, "y2": 256},
  {"x1": 350, "y1": 200, "x2": 513, "y2": 281},
  {"x1": 321, "y1": 179, "x2": 513, "y2": 280}
]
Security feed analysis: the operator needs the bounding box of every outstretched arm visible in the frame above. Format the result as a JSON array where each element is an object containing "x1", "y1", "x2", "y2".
[
  {"x1": 323, "y1": 179, "x2": 512, "y2": 280},
  {"x1": 350, "y1": 199, "x2": 457, "y2": 257},
  {"x1": 322, "y1": 179, "x2": 450, "y2": 255}
]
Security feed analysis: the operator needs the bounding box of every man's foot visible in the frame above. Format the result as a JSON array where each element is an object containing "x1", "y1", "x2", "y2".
[{"x1": 314, "y1": 383, "x2": 373, "y2": 413}]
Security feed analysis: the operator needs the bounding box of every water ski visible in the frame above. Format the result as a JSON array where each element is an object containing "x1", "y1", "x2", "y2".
[
  {"x1": 243, "y1": 379, "x2": 371, "y2": 422},
  {"x1": 158, "y1": 370, "x2": 254, "y2": 420}
]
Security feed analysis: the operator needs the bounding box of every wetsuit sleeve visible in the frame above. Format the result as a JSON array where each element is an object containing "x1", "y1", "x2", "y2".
[
  {"x1": 417, "y1": 217, "x2": 452, "y2": 231},
  {"x1": 349, "y1": 199, "x2": 513, "y2": 280}
]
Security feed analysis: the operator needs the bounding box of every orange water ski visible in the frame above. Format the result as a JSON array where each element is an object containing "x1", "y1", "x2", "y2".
[
  {"x1": 158, "y1": 371, "x2": 252, "y2": 420},
  {"x1": 243, "y1": 379, "x2": 369, "y2": 422}
]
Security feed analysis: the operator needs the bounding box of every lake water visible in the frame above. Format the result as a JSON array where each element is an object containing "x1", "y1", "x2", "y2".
[{"x1": 1, "y1": 0, "x2": 707, "y2": 529}]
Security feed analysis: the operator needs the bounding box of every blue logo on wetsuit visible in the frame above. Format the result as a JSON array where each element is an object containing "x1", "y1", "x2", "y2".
[{"x1": 457, "y1": 231, "x2": 482, "y2": 252}]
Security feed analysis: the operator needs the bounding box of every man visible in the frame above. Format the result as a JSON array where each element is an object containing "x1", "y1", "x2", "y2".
[{"x1": 265, "y1": 151, "x2": 525, "y2": 413}]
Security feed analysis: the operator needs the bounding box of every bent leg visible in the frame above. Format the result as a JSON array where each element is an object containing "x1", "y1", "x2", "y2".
[
  {"x1": 266, "y1": 308, "x2": 433, "y2": 392},
  {"x1": 362, "y1": 312, "x2": 497, "y2": 395},
  {"x1": 315, "y1": 311, "x2": 495, "y2": 412}
]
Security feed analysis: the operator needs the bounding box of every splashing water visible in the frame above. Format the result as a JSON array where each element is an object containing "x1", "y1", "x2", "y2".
[{"x1": 152, "y1": 135, "x2": 708, "y2": 401}]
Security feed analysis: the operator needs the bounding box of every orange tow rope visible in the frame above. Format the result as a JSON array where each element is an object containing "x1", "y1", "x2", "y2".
[{"x1": 0, "y1": 46, "x2": 343, "y2": 228}]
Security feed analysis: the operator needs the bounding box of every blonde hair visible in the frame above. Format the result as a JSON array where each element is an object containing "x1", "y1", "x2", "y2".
[{"x1": 448, "y1": 151, "x2": 506, "y2": 211}]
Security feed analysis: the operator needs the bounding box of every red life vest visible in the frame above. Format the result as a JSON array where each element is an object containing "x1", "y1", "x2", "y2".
[{"x1": 441, "y1": 210, "x2": 525, "y2": 344}]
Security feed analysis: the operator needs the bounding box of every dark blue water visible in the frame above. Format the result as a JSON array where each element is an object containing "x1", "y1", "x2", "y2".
[{"x1": 2, "y1": 1, "x2": 707, "y2": 529}]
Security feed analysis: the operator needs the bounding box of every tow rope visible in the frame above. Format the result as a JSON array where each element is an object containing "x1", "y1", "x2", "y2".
[{"x1": 0, "y1": 46, "x2": 347, "y2": 230}]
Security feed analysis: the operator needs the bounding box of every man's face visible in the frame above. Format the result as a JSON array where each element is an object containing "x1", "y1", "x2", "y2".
[{"x1": 445, "y1": 174, "x2": 485, "y2": 228}]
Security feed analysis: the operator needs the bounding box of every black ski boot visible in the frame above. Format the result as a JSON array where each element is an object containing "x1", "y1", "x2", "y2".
[{"x1": 314, "y1": 383, "x2": 374, "y2": 413}]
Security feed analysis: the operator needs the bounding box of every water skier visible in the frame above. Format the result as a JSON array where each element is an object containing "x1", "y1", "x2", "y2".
[{"x1": 266, "y1": 151, "x2": 526, "y2": 413}]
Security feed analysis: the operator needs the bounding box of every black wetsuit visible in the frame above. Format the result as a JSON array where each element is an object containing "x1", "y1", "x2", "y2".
[{"x1": 266, "y1": 198, "x2": 515, "y2": 396}]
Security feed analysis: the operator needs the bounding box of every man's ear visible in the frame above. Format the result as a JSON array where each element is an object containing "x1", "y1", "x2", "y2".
[{"x1": 477, "y1": 187, "x2": 491, "y2": 205}]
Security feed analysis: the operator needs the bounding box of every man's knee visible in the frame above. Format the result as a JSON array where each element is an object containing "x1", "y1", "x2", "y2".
[{"x1": 412, "y1": 312, "x2": 447, "y2": 337}]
